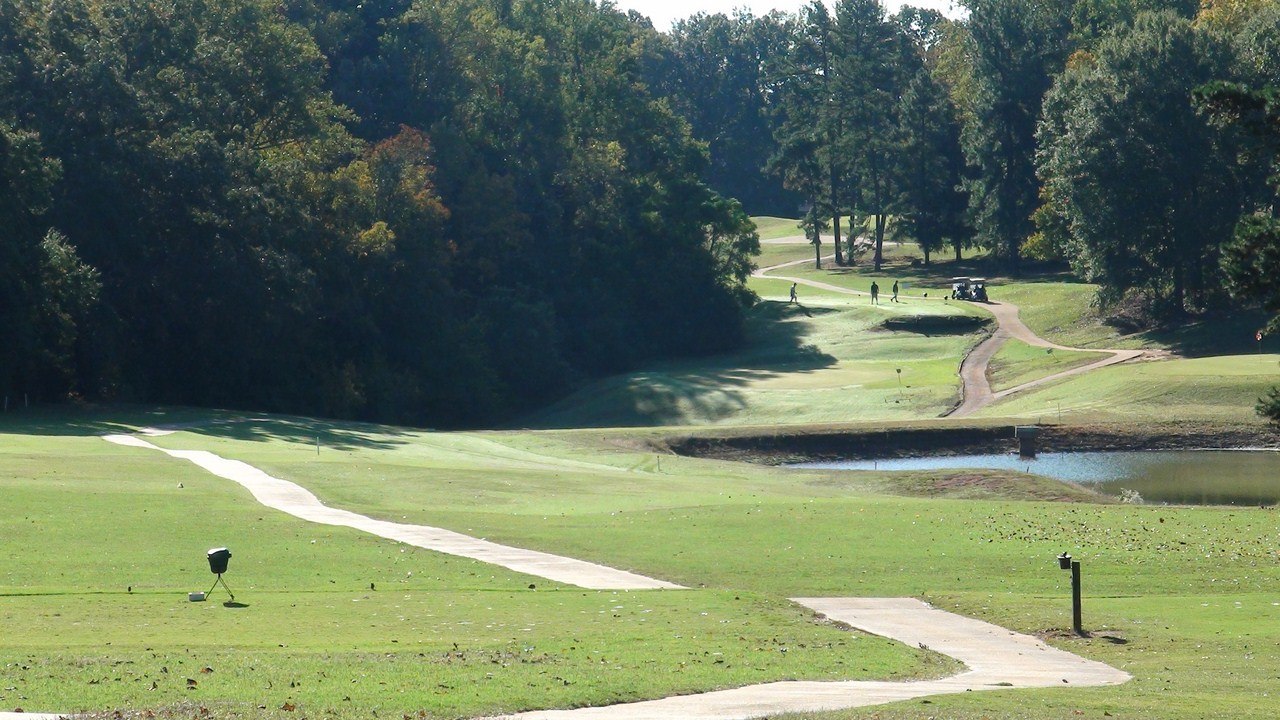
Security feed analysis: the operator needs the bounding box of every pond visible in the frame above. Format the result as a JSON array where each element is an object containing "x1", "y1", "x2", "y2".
[{"x1": 792, "y1": 450, "x2": 1280, "y2": 506}]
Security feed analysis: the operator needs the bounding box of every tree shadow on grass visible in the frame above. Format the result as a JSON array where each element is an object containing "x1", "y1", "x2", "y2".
[
  {"x1": 518, "y1": 301, "x2": 839, "y2": 429},
  {"x1": 179, "y1": 416, "x2": 416, "y2": 451},
  {"x1": 0, "y1": 404, "x2": 223, "y2": 437},
  {"x1": 1123, "y1": 309, "x2": 1271, "y2": 358},
  {"x1": 0, "y1": 403, "x2": 415, "y2": 451}
]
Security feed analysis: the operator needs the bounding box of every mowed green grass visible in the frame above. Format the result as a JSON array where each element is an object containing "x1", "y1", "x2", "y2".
[
  {"x1": 0, "y1": 431, "x2": 936, "y2": 717},
  {"x1": 752, "y1": 216, "x2": 865, "y2": 241},
  {"x1": 40, "y1": 416, "x2": 1280, "y2": 720},
  {"x1": 752, "y1": 215, "x2": 805, "y2": 240},
  {"x1": 519, "y1": 238, "x2": 1005, "y2": 430},
  {"x1": 522, "y1": 290, "x2": 980, "y2": 428},
  {"x1": 977, "y1": 354, "x2": 1280, "y2": 423},
  {"x1": 987, "y1": 340, "x2": 1110, "y2": 393}
]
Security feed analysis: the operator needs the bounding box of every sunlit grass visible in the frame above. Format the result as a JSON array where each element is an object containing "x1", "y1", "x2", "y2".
[
  {"x1": 17, "y1": 413, "x2": 1279, "y2": 719},
  {"x1": 988, "y1": 340, "x2": 1110, "y2": 393},
  {"x1": 977, "y1": 354, "x2": 1280, "y2": 423},
  {"x1": 0, "y1": 432, "x2": 932, "y2": 717}
]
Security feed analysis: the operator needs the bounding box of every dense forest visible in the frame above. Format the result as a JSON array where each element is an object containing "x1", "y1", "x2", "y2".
[{"x1": 2, "y1": 0, "x2": 1277, "y2": 426}]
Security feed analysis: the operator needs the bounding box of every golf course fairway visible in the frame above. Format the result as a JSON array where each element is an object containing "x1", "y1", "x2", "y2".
[{"x1": 3, "y1": 239, "x2": 1279, "y2": 719}]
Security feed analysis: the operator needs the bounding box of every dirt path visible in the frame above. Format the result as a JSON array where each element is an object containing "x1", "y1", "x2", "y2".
[
  {"x1": 754, "y1": 257, "x2": 1148, "y2": 416},
  {"x1": 62, "y1": 433, "x2": 1129, "y2": 720}
]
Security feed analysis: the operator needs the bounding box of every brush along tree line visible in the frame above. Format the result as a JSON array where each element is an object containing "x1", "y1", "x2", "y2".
[{"x1": 1, "y1": 0, "x2": 1277, "y2": 426}]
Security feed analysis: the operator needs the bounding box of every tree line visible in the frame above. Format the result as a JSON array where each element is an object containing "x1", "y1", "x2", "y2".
[
  {"x1": 0, "y1": 0, "x2": 759, "y2": 425},
  {"x1": 2, "y1": 0, "x2": 1277, "y2": 425},
  {"x1": 670, "y1": 0, "x2": 1276, "y2": 306}
]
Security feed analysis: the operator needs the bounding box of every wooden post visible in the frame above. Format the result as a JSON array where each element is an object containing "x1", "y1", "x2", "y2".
[{"x1": 1071, "y1": 560, "x2": 1083, "y2": 636}]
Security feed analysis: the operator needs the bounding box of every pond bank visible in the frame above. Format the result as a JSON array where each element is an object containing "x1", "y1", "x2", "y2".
[{"x1": 662, "y1": 422, "x2": 1280, "y2": 465}]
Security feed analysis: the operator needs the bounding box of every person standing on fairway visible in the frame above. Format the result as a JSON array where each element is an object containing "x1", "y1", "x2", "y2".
[
  {"x1": 891, "y1": 280, "x2": 899, "y2": 302},
  {"x1": 870, "y1": 281, "x2": 879, "y2": 305},
  {"x1": 790, "y1": 282, "x2": 798, "y2": 304}
]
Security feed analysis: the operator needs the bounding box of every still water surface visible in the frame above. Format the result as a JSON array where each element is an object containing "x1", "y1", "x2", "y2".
[{"x1": 793, "y1": 450, "x2": 1280, "y2": 506}]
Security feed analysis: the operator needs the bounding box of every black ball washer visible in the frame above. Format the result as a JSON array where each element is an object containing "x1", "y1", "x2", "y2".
[{"x1": 206, "y1": 547, "x2": 235, "y2": 601}]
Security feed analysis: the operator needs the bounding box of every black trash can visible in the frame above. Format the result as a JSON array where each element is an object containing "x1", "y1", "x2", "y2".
[{"x1": 207, "y1": 547, "x2": 232, "y2": 574}]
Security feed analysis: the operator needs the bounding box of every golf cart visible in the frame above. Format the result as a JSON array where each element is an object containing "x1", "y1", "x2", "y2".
[
  {"x1": 950, "y1": 276, "x2": 990, "y2": 302},
  {"x1": 971, "y1": 278, "x2": 989, "y2": 303}
]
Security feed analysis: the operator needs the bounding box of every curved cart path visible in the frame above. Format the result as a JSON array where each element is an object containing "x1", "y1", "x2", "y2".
[
  {"x1": 22, "y1": 433, "x2": 1132, "y2": 720},
  {"x1": 950, "y1": 301, "x2": 1145, "y2": 416},
  {"x1": 755, "y1": 256, "x2": 1148, "y2": 416},
  {"x1": 491, "y1": 597, "x2": 1128, "y2": 719},
  {"x1": 100, "y1": 434, "x2": 681, "y2": 591}
]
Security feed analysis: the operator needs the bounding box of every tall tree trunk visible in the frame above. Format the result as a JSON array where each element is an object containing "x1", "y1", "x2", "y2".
[
  {"x1": 954, "y1": 239, "x2": 962, "y2": 262},
  {"x1": 832, "y1": 210, "x2": 844, "y2": 266},
  {"x1": 873, "y1": 213, "x2": 886, "y2": 271},
  {"x1": 807, "y1": 200, "x2": 823, "y2": 270},
  {"x1": 830, "y1": 167, "x2": 844, "y2": 266}
]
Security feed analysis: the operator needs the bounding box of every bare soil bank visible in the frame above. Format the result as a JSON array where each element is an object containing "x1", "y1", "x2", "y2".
[{"x1": 662, "y1": 422, "x2": 1280, "y2": 465}]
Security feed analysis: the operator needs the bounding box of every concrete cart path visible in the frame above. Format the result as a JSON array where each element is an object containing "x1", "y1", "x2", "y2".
[
  {"x1": 754, "y1": 256, "x2": 1148, "y2": 416},
  {"x1": 0, "y1": 596, "x2": 1133, "y2": 720},
  {"x1": 489, "y1": 597, "x2": 1130, "y2": 719},
  {"x1": 100, "y1": 434, "x2": 682, "y2": 591},
  {"x1": 949, "y1": 299, "x2": 1145, "y2": 417}
]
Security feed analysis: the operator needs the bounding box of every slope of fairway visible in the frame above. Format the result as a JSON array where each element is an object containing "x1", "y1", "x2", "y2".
[
  {"x1": 521, "y1": 294, "x2": 983, "y2": 428},
  {"x1": 976, "y1": 354, "x2": 1280, "y2": 423}
]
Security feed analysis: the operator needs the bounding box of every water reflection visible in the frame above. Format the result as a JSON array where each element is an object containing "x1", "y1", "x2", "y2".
[{"x1": 792, "y1": 451, "x2": 1280, "y2": 506}]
